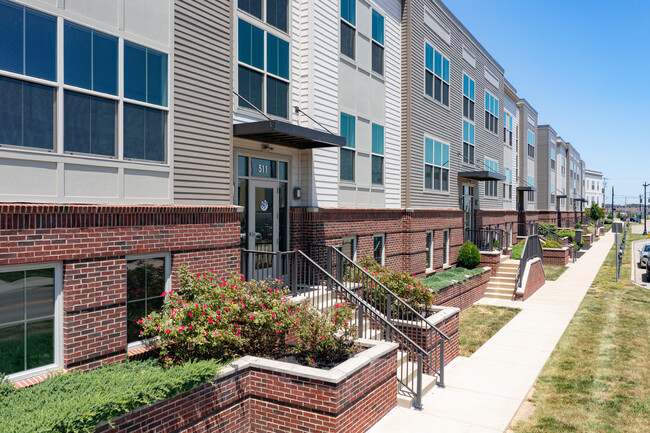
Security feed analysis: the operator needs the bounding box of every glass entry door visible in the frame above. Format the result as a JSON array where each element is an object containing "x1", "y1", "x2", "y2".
[
  {"x1": 462, "y1": 185, "x2": 474, "y2": 238},
  {"x1": 248, "y1": 180, "x2": 278, "y2": 253}
]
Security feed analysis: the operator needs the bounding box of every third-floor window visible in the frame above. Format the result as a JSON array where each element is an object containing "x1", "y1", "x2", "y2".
[
  {"x1": 527, "y1": 130, "x2": 535, "y2": 158},
  {"x1": 425, "y1": 43, "x2": 449, "y2": 106},
  {"x1": 484, "y1": 91, "x2": 498, "y2": 134},
  {"x1": 463, "y1": 74, "x2": 475, "y2": 121}
]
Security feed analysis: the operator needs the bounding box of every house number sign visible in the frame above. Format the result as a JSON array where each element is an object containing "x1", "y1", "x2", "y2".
[{"x1": 251, "y1": 158, "x2": 276, "y2": 178}]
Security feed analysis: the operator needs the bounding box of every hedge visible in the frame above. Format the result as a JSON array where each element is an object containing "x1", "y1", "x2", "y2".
[
  {"x1": 421, "y1": 267, "x2": 485, "y2": 293},
  {"x1": 0, "y1": 359, "x2": 222, "y2": 433}
]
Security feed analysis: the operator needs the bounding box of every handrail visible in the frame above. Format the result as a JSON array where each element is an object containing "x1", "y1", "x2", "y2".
[
  {"x1": 241, "y1": 248, "x2": 437, "y2": 408},
  {"x1": 515, "y1": 234, "x2": 543, "y2": 290},
  {"x1": 465, "y1": 227, "x2": 509, "y2": 252}
]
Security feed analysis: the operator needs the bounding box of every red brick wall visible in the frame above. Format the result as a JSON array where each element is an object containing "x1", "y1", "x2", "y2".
[
  {"x1": 543, "y1": 248, "x2": 569, "y2": 266},
  {"x1": 433, "y1": 269, "x2": 490, "y2": 311},
  {"x1": 96, "y1": 346, "x2": 397, "y2": 433},
  {"x1": 522, "y1": 259, "x2": 545, "y2": 301},
  {"x1": 479, "y1": 252, "x2": 500, "y2": 276},
  {"x1": 290, "y1": 208, "x2": 465, "y2": 276},
  {"x1": 0, "y1": 204, "x2": 241, "y2": 371}
]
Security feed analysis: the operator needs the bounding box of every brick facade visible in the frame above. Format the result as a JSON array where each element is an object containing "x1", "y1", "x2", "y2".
[
  {"x1": 520, "y1": 259, "x2": 545, "y2": 301},
  {"x1": 542, "y1": 247, "x2": 570, "y2": 266},
  {"x1": 95, "y1": 343, "x2": 397, "y2": 433},
  {"x1": 479, "y1": 251, "x2": 501, "y2": 276},
  {"x1": 0, "y1": 204, "x2": 241, "y2": 371},
  {"x1": 433, "y1": 268, "x2": 490, "y2": 311}
]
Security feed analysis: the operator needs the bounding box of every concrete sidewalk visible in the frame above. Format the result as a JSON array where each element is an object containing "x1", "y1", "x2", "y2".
[{"x1": 369, "y1": 231, "x2": 616, "y2": 433}]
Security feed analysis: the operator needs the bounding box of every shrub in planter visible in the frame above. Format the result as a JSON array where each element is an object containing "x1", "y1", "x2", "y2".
[
  {"x1": 457, "y1": 241, "x2": 481, "y2": 269},
  {"x1": 542, "y1": 240, "x2": 562, "y2": 249},
  {"x1": 557, "y1": 230, "x2": 576, "y2": 241},
  {"x1": 141, "y1": 268, "x2": 300, "y2": 362},
  {"x1": 0, "y1": 375, "x2": 14, "y2": 400},
  {"x1": 294, "y1": 303, "x2": 356, "y2": 366},
  {"x1": 355, "y1": 257, "x2": 435, "y2": 315},
  {"x1": 421, "y1": 267, "x2": 485, "y2": 293},
  {"x1": 538, "y1": 222, "x2": 558, "y2": 237}
]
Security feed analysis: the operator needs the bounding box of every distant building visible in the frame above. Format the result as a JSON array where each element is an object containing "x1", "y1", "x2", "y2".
[{"x1": 584, "y1": 169, "x2": 605, "y2": 207}]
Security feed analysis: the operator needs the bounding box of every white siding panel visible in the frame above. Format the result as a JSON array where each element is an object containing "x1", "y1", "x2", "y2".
[
  {"x1": 0, "y1": 159, "x2": 57, "y2": 198},
  {"x1": 370, "y1": 75, "x2": 386, "y2": 120},
  {"x1": 64, "y1": 165, "x2": 118, "y2": 198},
  {"x1": 124, "y1": 169, "x2": 169, "y2": 199},
  {"x1": 357, "y1": 70, "x2": 371, "y2": 120}
]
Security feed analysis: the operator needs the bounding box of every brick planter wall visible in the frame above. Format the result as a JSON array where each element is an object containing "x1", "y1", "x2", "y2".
[
  {"x1": 0, "y1": 204, "x2": 241, "y2": 371},
  {"x1": 584, "y1": 233, "x2": 593, "y2": 246},
  {"x1": 393, "y1": 306, "x2": 460, "y2": 374},
  {"x1": 95, "y1": 340, "x2": 398, "y2": 433},
  {"x1": 517, "y1": 258, "x2": 545, "y2": 301},
  {"x1": 479, "y1": 251, "x2": 501, "y2": 276},
  {"x1": 543, "y1": 247, "x2": 570, "y2": 266},
  {"x1": 433, "y1": 268, "x2": 490, "y2": 311}
]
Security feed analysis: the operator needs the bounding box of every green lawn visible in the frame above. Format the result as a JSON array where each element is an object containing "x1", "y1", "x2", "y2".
[
  {"x1": 543, "y1": 265, "x2": 568, "y2": 281},
  {"x1": 511, "y1": 232, "x2": 650, "y2": 432},
  {"x1": 458, "y1": 305, "x2": 520, "y2": 357}
]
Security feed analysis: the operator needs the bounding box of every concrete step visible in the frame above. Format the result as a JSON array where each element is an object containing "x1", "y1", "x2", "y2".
[
  {"x1": 491, "y1": 276, "x2": 516, "y2": 284},
  {"x1": 485, "y1": 288, "x2": 515, "y2": 296},
  {"x1": 499, "y1": 263, "x2": 519, "y2": 269},
  {"x1": 396, "y1": 374, "x2": 438, "y2": 408},
  {"x1": 483, "y1": 291, "x2": 514, "y2": 300},
  {"x1": 487, "y1": 282, "x2": 516, "y2": 290}
]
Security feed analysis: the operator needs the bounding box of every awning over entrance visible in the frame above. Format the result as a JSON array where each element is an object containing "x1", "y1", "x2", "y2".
[
  {"x1": 457, "y1": 170, "x2": 506, "y2": 181},
  {"x1": 557, "y1": 194, "x2": 568, "y2": 199},
  {"x1": 576, "y1": 198, "x2": 588, "y2": 203},
  {"x1": 516, "y1": 186, "x2": 538, "y2": 192},
  {"x1": 233, "y1": 120, "x2": 346, "y2": 149}
]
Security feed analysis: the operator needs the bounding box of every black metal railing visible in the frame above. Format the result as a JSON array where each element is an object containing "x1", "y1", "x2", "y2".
[
  {"x1": 465, "y1": 227, "x2": 509, "y2": 252},
  {"x1": 515, "y1": 235, "x2": 543, "y2": 290},
  {"x1": 241, "y1": 248, "x2": 444, "y2": 409},
  {"x1": 536, "y1": 223, "x2": 577, "y2": 263},
  {"x1": 516, "y1": 222, "x2": 538, "y2": 237}
]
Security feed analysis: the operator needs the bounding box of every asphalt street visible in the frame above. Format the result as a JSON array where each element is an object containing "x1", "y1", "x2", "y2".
[{"x1": 630, "y1": 222, "x2": 650, "y2": 288}]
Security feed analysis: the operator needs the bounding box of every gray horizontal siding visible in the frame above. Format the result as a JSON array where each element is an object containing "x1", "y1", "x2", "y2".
[{"x1": 173, "y1": 0, "x2": 233, "y2": 205}]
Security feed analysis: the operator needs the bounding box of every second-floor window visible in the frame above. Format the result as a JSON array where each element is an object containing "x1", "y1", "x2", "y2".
[
  {"x1": 550, "y1": 148, "x2": 556, "y2": 171},
  {"x1": 484, "y1": 159, "x2": 498, "y2": 197},
  {"x1": 340, "y1": 0, "x2": 356, "y2": 59},
  {"x1": 372, "y1": 123, "x2": 384, "y2": 185},
  {"x1": 484, "y1": 91, "x2": 498, "y2": 134},
  {"x1": 340, "y1": 112, "x2": 355, "y2": 182},
  {"x1": 425, "y1": 43, "x2": 449, "y2": 106},
  {"x1": 371, "y1": 10, "x2": 384, "y2": 75},
  {"x1": 463, "y1": 120, "x2": 475, "y2": 165},
  {"x1": 463, "y1": 74, "x2": 475, "y2": 121},
  {"x1": 238, "y1": 0, "x2": 288, "y2": 32},
  {"x1": 503, "y1": 112, "x2": 513, "y2": 146},
  {"x1": 238, "y1": 19, "x2": 290, "y2": 118},
  {"x1": 424, "y1": 137, "x2": 449, "y2": 191},
  {"x1": 527, "y1": 130, "x2": 535, "y2": 158}
]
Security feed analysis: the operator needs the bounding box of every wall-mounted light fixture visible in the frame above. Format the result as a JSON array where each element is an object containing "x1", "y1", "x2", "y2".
[{"x1": 293, "y1": 187, "x2": 301, "y2": 200}]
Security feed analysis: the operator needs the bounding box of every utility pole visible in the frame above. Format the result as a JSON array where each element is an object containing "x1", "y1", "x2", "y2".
[
  {"x1": 643, "y1": 182, "x2": 650, "y2": 236},
  {"x1": 611, "y1": 186, "x2": 615, "y2": 218}
]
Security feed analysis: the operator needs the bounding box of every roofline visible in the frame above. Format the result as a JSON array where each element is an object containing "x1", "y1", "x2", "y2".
[
  {"x1": 585, "y1": 169, "x2": 603, "y2": 176},
  {"x1": 504, "y1": 77, "x2": 517, "y2": 94},
  {"x1": 430, "y1": 0, "x2": 504, "y2": 74},
  {"x1": 517, "y1": 98, "x2": 538, "y2": 115},
  {"x1": 537, "y1": 124, "x2": 557, "y2": 136}
]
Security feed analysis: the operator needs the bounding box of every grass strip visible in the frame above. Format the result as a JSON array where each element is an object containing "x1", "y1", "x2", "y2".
[{"x1": 458, "y1": 305, "x2": 520, "y2": 357}]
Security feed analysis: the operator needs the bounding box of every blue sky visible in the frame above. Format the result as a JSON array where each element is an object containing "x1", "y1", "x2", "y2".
[{"x1": 442, "y1": 0, "x2": 649, "y2": 205}]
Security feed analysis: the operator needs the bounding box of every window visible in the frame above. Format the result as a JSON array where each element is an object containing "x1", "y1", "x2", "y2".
[
  {"x1": 462, "y1": 74, "x2": 475, "y2": 121},
  {"x1": 238, "y1": 0, "x2": 288, "y2": 32},
  {"x1": 425, "y1": 43, "x2": 450, "y2": 106},
  {"x1": 463, "y1": 120, "x2": 475, "y2": 164},
  {"x1": 527, "y1": 130, "x2": 535, "y2": 158},
  {"x1": 64, "y1": 91, "x2": 116, "y2": 157},
  {"x1": 551, "y1": 182, "x2": 556, "y2": 205},
  {"x1": 237, "y1": 19, "x2": 289, "y2": 118},
  {"x1": 503, "y1": 168, "x2": 512, "y2": 200},
  {"x1": 0, "y1": 1, "x2": 57, "y2": 151},
  {"x1": 373, "y1": 234, "x2": 385, "y2": 265},
  {"x1": 65, "y1": 22, "x2": 118, "y2": 95},
  {"x1": 484, "y1": 159, "x2": 498, "y2": 198},
  {"x1": 442, "y1": 229, "x2": 449, "y2": 266},
  {"x1": 424, "y1": 138, "x2": 449, "y2": 191},
  {"x1": 124, "y1": 42, "x2": 168, "y2": 107},
  {"x1": 341, "y1": 237, "x2": 356, "y2": 261},
  {"x1": 550, "y1": 148, "x2": 556, "y2": 171},
  {"x1": 340, "y1": 112, "x2": 355, "y2": 181},
  {"x1": 371, "y1": 10, "x2": 384, "y2": 75},
  {"x1": 372, "y1": 123, "x2": 384, "y2": 185},
  {"x1": 484, "y1": 91, "x2": 499, "y2": 134},
  {"x1": 503, "y1": 111, "x2": 513, "y2": 146},
  {"x1": 0, "y1": 264, "x2": 60, "y2": 378},
  {"x1": 123, "y1": 104, "x2": 166, "y2": 162},
  {"x1": 425, "y1": 231, "x2": 434, "y2": 271},
  {"x1": 126, "y1": 256, "x2": 169, "y2": 344},
  {"x1": 340, "y1": 0, "x2": 356, "y2": 59},
  {"x1": 0, "y1": 76, "x2": 55, "y2": 150}
]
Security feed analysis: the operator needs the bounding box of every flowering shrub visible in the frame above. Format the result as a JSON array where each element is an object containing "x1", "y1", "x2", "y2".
[
  {"x1": 141, "y1": 269, "x2": 299, "y2": 362},
  {"x1": 354, "y1": 257, "x2": 435, "y2": 316},
  {"x1": 542, "y1": 240, "x2": 562, "y2": 249},
  {"x1": 294, "y1": 303, "x2": 357, "y2": 366}
]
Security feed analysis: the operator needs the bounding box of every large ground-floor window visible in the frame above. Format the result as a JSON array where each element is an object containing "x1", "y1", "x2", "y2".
[{"x1": 0, "y1": 264, "x2": 61, "y2": 378}]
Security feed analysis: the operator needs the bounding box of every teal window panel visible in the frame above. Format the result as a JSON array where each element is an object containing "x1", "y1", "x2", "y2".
[
  {"x1": 341, "y1": 0, "x2": 355, "y2": 25},
  {"x1": 340, "y1": 112, "x2": 355, "y2": 148},
  {"x1": 425, "y1": 44, "x2": 434, "y2": 71},
  {"x1": 463, "y1": 75, "x2": 469, "y2": 97},
  {"x1": 434, "y1": 50, "x2": 442, "y2": 77},
  {"x1": 434, "y1": 141, "x2": 441, "y2": 166},
  {"x1": 442, "y1": 143, "x2": 449, "y2": 168},
  {"x1": 146, "y1": 48, "x2": 168, "y2": 106},
  {"x1": 124, "y1": 42, "x2": 146, "y2": 102},
  {"x1": 463, "y1": 120, "x2": 469, "y2": 142},
  {"x1": 424, "y1": 138, "x2": 434, "y2": 164},
  {"x1": 442, "y1": 57, "x2": 449, "y2": 82},
  {"x1": 267, "y1": 33, "x2": 289, "y2": 79},
  {"x1": 372, "y1": 123, "x2": 384, "y2": 155},
  {"x1": 372, "y1": 10, "x2": 384, "y2": 44},
  {"x1": 238, "y1": 19, "x2": 264, "y2": 70},
  {"x1": 469, "y1": 123, "x2": 475, "y2": 143},
  {"x1": 470, "y1": 79, "x2": 474, "y2": 99}
]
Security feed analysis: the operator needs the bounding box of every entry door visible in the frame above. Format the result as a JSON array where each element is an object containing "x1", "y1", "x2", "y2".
[
  {"x1": 463, "y1": 185, "x2": 474, "y2": 237},
  {"x1": 248, "y1": 180, "x2": 279, "y2": 253}
]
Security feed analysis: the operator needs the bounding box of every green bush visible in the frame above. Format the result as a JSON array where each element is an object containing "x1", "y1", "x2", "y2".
[
  {"x1": 542, "y1": 240, "x2": 562, "y2": 249},
  {"x1": 511, "y1": 240, "x2": 525, "y2": 260},
  {"x1": 457, "y1": 241, "x2": 481, "y2": 269},
  {"x1": 575, "y1": 222, "x2": 583, "y2": 229},
  {"x1": 0, "y1": 374, "x2": 15, "y2": 400},
  {"x1": 604, "y1": 218, "x2": 613, "y2": 225},
  {"x1": 421, "y1": 267, "x2": 485, "y2": 293},
  {"x1": 294, "y1": 303, "x2": 356, "y2": 366},
  {"x1": 0, "y1": 359, "x2": 221, "y2": 433},
  {"x1": 538, "y1": 222, "x2": 558, "y2": 237},
  {"x1": 355, "y1": 257, "x2": 435, "y2": 315},
  {"x1": 557, "y1": 230, "x2": 576, "y2": 240}
]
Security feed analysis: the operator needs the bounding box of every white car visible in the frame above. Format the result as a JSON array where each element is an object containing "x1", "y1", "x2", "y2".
[{"x1": 639, "y1": 243, "x2": 650, "y2": 268}]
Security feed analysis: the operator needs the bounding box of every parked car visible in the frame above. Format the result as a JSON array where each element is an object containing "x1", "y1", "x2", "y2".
[
  {"x1": 629, "y1": 216, "x2": 640, "y2": 223},
  {"x1": 639, "y1": 243, "x2": 650, "y2": 268},
  {"x1": 646, "y1": 261, "x2": 650, "y2": 280}
]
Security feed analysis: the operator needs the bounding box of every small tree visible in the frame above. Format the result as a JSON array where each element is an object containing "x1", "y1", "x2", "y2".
[
  {"x1": 457, "y1": 241, "x2": 481, "y2": 269},
  {"x1": 587, "y1": 203, "x2": 605, "y2": 222}
]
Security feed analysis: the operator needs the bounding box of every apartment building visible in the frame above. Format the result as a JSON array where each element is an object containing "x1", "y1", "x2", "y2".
[
  {"x1": 516, "y1": 99, "x2": 538, "y2": 211},
  {"x1": 502, "y1": 80, "x2": 518, "y2": 211},
  {"x1": 536, "y1": 125, "x2": 558, "y2": 212},
  {"x1": 584, "y1": 169, "x2": 604, "y2": 207}
]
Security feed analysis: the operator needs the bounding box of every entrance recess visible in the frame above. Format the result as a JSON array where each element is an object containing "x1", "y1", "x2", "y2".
[
  {"x1": 462, "y1": 185, "x2": 474, "y2": 239},
  {"x1": 250, "y1": 180, "x2": 278, "y2": 252}
]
